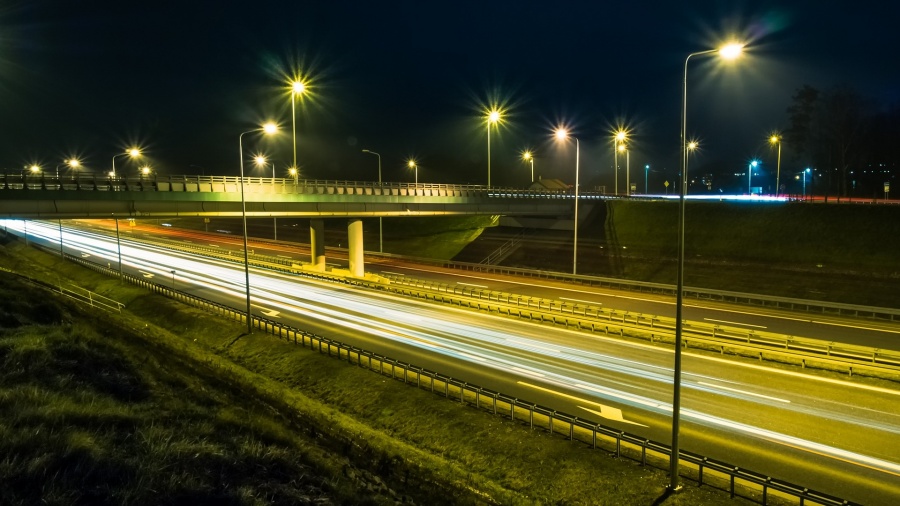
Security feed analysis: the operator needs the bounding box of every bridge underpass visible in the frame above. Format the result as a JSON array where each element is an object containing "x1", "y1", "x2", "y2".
[{"x1": 1, "y1": 173, "x2": 604, "y2": 277}]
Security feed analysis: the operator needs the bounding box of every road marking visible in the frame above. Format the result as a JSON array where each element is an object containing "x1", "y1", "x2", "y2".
[
  {"x1": 381, "y1": 271, "x2": 405, "y2": 276},
  {"x1": 518, "y1": 381, "x2": 648, "y2": 427},
  {"x1": 253, "y1": 306, "x2": 281, "y2": 317},
  {"x1": 138, "y1": 270, "x2": 155, "y2": 278},
  {"x1": 459, "y1": 352, "x2": 487, "y2": 362},
  {"x1": 457, "y1": 282, "x2": 488, "y2": 288},
  {"x1": 703, "y1": 318, "x2": 767, "y2": 329},
  {"x1": 561, "y1": 297, "x2": 602, "y2": 306},
  {"x1": 692, "y1": 354, "x2": 900, "y2": 396},
  {"x1": 277, "y1": 255, "x2": 292, "y2": 258},
  {"x1": 697, "y1": 381, "x2": 790, "y2": 403},
  {"x1": 80, "y1": 252, "x2": 91, "y2": 258},
  {"x1": 207, "y1": 244, "x2": 220, "y2": 247}
]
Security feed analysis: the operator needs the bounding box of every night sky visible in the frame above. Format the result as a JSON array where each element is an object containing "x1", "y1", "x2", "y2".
[{"x1": 2, "y1": 1, "x2": 897, "y2": 191}]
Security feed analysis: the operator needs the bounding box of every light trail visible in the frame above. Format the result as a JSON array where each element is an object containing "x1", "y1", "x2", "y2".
[{"x1": 6, "y1": 219, "x2": 900, "y2": 488}]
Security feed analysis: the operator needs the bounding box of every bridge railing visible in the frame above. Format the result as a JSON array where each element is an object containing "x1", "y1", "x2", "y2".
[{"x1": 0, "y1": 173, "x2": 609, "y2": 199}]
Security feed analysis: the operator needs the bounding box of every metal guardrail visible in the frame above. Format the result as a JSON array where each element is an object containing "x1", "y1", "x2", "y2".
[
  {"x1": 381, "y1": 274, "x2": 900, "y2": 378},
  {"x1": 62, "y1": 254, "x2": 862, "y2": 506}
]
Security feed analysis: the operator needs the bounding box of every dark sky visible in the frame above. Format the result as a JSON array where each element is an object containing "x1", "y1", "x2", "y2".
[{"x1": 1, "y1": 1, "x2": 897, "y2": 190}]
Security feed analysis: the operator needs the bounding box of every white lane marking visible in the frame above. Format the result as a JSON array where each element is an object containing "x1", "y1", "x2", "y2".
[
  {"x1": 208, "y1": 244, "x2": 220, "y2": 247},
  {"x1": 578, "y1": 406, "x2": 647, "y2": 427},
  {"x1": 457, "y1": 282, "x2": 488, "y2": 288},
  {"x1": 80, "y1": 252, "x2": 91, "y2": 258},
  {"x1": 277, "y1": 255, "x2": 292, "y2": 258},
  {"x1": 138, "y1": 270, "x2": 155, "y2": 279},
  {"x1": 506, "y1": 339, "x2": 561, "y2": 353},
  {"x1": 254, "y1": 306, "x2": 281, "y2": 317},
  {"x1": 381, "y1": 271, "x2": 405, "y2": 276},
  {"x1": 704, "y1": 318, "x2": 767, "y2": 329},
  {"x1": 511, "y1": 367, "x2": 545, "y2": 378},
  {"x1": 561, "y1": 297, "x2": 602, "y2": 306},
  {"x1": 693, "y1": 354, "x2": 900, "y2": 396},
  {"x1": 459, "y1": 352, "x2": 487, "y2": 362},
  {"x1": 697, "y1": 381, "x2": 791, "y2": 403}
]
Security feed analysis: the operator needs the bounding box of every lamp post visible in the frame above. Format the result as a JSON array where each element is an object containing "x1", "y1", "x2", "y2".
[
  {"x1": 289, "y1": 167, "x2": 298, "y2": 184},
  {"x1": 362, "y1": 149, "x2": 383, "y2": 253},
  {"x1": 486, "y1": 109, "x2": 501, "y2": 186},
  {"x1": 748, "y1": 160, "x2": 759, "y2": 194},
  {"x1": 407, "y1": 159, "x2": 418, "y2": 185},
  {"x1": 645, "y1": 164, "x2": 650, "y2": 194},
  {"x1": 239, "y1": 122, "x2": 278, "y2": 334},
  {"x1": 140, "y1": 166, "x2": 151, "y2": 179},
  {"x1": 57, "y1": 158, "x2": 80, "y2": 178},
  {"x1": 670, "y1": 41, "x2": 744, "y2": 493},
  {"x1": 614, "y1": 130, "x2": 626, "y2": 194},
  {"x1": 770, "y1": 134, "x2": 782, "y2": 196},
  {"x1": 617, "y1": 144, "x2": 631, "y2": 196},
  {"x1": 112, "y1": 147, "x2": 141, "y2": 178},
  {"x1": 554, "y1": 128, "x2": 580, "y2": 275},
  {"x1": 803, "y1": 168, "x2": 811, "y2": 199},
  {"x1": 290, "y1": 80, "x2": 307, "y2": 172},
  {"x1": 522, "y1": 151, "x2": 534, "y2": 182}
]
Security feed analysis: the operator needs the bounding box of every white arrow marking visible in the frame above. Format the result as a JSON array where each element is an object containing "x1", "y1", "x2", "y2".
[
  {"x1": 138, "y1": 270, "x2": 155, "y2": 279},
  {"x1": 578, "y1": 406, "x2": 648, "y2": 427},
  {"x1": 80, "y1": 253, "x2": 90, "y2": 258},
  {"x1": 255, "y1": 306, "x2": 281, "y2": 317}
]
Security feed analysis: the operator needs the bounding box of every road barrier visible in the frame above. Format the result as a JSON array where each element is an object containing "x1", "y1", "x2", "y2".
[{"x1": 59, "y1": 253, "x2": 864, "y2": 506}]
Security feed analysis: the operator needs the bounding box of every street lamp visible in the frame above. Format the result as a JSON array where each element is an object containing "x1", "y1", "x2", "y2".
[
  {"x1": 802, "y1": 167, "x2": 811, "y2": 199},
  {"x1": 288, "y1": 167, "x2": 298, "y2": 184},
  {"x1": 112, "y1": 147, "x2": 141, "y2": 178},
  {"x1": 140, "y1": 166, "x2": 151, "y2": 179},
  {"x1": 239, "y1": 121, "x2": 278, "y2": 333},
  {"x1": 254, "y1": 155, "x2": 275, "y2": 178},
  {"x1": 748, "y1": 159, "x2": 759, "y2": 194},
  {"x1": 644, "y1": 164, "x2": 650, "y2": 194},
  {"x1": 618, "y1": 143, "x2": 631, "y2": 196},
  {"x1": 290, "y1": 79, "x2": 307, "y2": 171},
  {"x1": 28, "y1": 164, "x2": 41, "y2": 175},
  {"x1": 407, "y1": 159, "x2": 418, "y2": 185},
  {"x1": 670, "y1": 41, "x2": 745, "y2": 493},
  {"x1": 362, "y1": 149, "x2": 383, "y2": 253},
  {"x1": 522, "y1": 151, "x2": 534, "y2": 182},
  {"x1": 770, "y1": 134, "x2": 782, "y2": 197},
  {"x1": 614, "y1": 130, "x2": 627, "y2": 194},
  {"x1": 486, "y1": 108, "x2": 502, "y2": 186},
  {"x1": 554, "y1": 128, "x2": 580, "y2": 275},
  {"x1": 56, "y1": 158, "x2": 80, "y2": 178}
]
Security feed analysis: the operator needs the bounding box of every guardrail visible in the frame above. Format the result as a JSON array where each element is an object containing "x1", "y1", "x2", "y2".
[
  {"x1": 62, "y1": 253, "x2": 862, "y2": 506},
  {"x1": 381, "y1": 274, "x2": 900, "y2": 378}
]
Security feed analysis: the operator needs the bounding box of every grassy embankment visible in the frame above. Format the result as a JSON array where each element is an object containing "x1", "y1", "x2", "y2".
[
  {"x1": 500, "y1": 201, "x2": 900, "y2": 307},
  {"x1": 0, "y1": 238, "x2": 749, "y2": 505}
]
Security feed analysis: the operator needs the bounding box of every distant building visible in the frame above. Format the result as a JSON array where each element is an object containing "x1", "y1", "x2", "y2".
[{"x1": 529, "y1": 177, "x2": 569, "y2": 191}]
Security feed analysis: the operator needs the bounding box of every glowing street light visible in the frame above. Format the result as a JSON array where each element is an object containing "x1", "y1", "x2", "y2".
[
  {"x1": 407, "y1": 159, "x2": 418, "y2": 185},
  {"x1": 618, "y1": 143, "x2": 632, "y2": 196},
  {"x1": 112, "y1": 147, "x2": 141, "y2": 178},
  {"x1": 554, "y1": 127, "x2": 580, "y2": 275},
  {"x1": 238, "y1": 121, "x2": 278, "y2": 333},
  {"x1": 486, "y1": 108, "x2": 502, "y2": 186},
  {"x1": 362, "y1": 149, "x2": 383, "y2": 253},
  {"x1": 614, "y1": 130, "x2": 627, "y2": 194},
  {"x1": 289, "y1": 79, "x2": 308, "y2": 170},
  {"x1": 254, "y1": 154, "x2": 275, "y2": 178},
  {"x1": 670, "y1": 40, "x2": 745, "y2": 493},
  {"x1": 288, "y1": 167, "x2": 298, "y2": 184},
  {"x1": 56, "y1": 158, "x2": 80, "y2": 178},
  {"x1": 28, "y1": 164, "x2": 41, "y2": 175},
  {"x1": 522, "y1": 151, "x2": 534, "y2": 182},
  {"x1": 748, "y1": 159, "x2": 759, "y2": 194},
  {"x1": 770, "y1": 134, "x2": 782, "y2": 196},
  {"x1": 140, "y1": 166, "x2": 151, "y2": 178}
]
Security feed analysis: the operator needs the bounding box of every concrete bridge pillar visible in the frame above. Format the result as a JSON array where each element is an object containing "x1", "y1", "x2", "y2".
[
  {"x1": 347, "y1": 219, "x2": 364, "y2": 277},
  {"x1": 309, "y1": 219, "x2": 326, "y2": 271}
]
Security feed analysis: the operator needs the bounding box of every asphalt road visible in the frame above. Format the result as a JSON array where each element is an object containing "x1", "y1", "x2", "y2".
[{"x1": 8, "y1": 220, "x2": 900, "y2": 505}]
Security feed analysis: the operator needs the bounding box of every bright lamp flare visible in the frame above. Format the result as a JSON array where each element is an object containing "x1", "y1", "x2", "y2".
[
  {"x1": 487, "y1": 110, "x2": 501, "y2": 123},
  {"x1": 68, "y1": 159, "x2": 80, "y2": 168},
  {"x1": 29, "y1": 165, "x2": 40, "y2": 173},
  {"x1": 128, "y1": 148, "x2": 141, "y2": 157},
  {"x1": 522, "y1": 151, "x2": 532, "y2": 161},
  {"x1": 770, "y1": 135, "x2": 780, "y2": 144},
  {"x1": 263, "y1": 122, "x2": 278, "y2": 134},
  {"x1": 292, "y1": 81, "x2": 306, "y2": 94},
  {"x1": 407, "y1": 159, "x2": 416, "y2": 168},
  {"x1": 141, "y1": 166, "x2": 151, "y2": 175},
  {"x1": 254, "y1": 155, "x2": 267, "y2": 166},
  {"x1": 615, "y1": 130, "x2": 627, "y2": 142},
  {"x1": 555, "y1": 128, "x2": 568, "y2": 140},
  {"x1": 688, "y1": 141, "x2": 699, "y2": 150},
  {"x1": 719, "y1": 43, "x2": 744, "y2": 60},
  {"x1": 618, "y1": 144, "x2": 626, "y2": 152}
]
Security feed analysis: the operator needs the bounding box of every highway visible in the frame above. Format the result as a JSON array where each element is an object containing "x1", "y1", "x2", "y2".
[{"x1": 6, "y1": 219, "x2": 900, "y2": 505}]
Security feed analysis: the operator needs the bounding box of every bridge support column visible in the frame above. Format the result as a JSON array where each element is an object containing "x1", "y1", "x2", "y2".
[
  {"x1": 309, "y1": 219, "x2": 326, "y2": 271},
  {"x1": 348, "y1": 219, "x2": 364, "y2": 277}
]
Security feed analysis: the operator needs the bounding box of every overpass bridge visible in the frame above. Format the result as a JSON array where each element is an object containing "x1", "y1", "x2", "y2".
[{"x1": 1, "y1": 173, "x2": 606, "y2": 276}]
